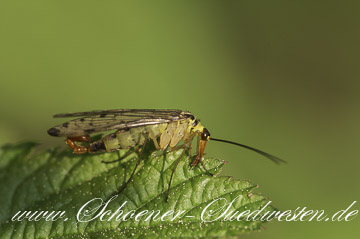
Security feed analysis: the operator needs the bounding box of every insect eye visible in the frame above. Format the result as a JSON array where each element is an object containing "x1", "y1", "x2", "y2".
[{"x1": 201, "y1": 128, "x2": 210, "y2": 140}]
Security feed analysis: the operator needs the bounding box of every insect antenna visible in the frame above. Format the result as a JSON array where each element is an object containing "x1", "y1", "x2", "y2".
[{"x1": 210, "y1": 138, "x2": 286, "y2": 164}]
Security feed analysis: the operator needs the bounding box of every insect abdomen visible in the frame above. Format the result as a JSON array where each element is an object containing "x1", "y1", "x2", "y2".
[
  {"x1": 89, "y1": 121, "x2": 191, "y2": 153},
  {"x1": 101, "y1": 124, "x2": 164, "y2": 152}
]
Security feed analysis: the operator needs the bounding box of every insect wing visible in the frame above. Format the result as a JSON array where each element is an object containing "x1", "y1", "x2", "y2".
[
  {"x1": 48, "y1": 109, "x2": 190, "y2": 137},
  {"x1": 53, "y1": 109, "x2": 183, "y2": 118}
]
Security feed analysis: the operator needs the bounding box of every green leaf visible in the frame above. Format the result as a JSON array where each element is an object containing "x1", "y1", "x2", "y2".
[{"x1": 0, "y1": 142, "x2": 276, "y2": 239}]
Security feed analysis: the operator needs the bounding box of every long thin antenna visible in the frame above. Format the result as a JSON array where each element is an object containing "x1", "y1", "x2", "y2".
[{"x1": 210, "y1": 137, "x2": 286, "y2": 164}]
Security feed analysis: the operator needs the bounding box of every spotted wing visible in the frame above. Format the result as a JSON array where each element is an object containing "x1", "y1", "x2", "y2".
[{"x1": 48, "y1": 109, "x2": 191, "y2": 137}]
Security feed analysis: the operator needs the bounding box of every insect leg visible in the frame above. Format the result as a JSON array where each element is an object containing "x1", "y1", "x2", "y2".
[
  {"x1": 101, "y1": 146, "x2": 140, "y2": 164},
  {"x1": 168, "y1": 134, "x2": 195, "y2": 152},
  {"x1": 147, "y1": 130, "x2": 160, "y2": 150},
  {"x1": 165, "y1": 144, "x2": 189, "y2": 202},
  {"x1": 184, "y1": 135, "x2": 195, "y2": 156},
  {"x1": 167, "y1": 144, "x2": 185, "y2": 151},
  {"x1": 116, "y1": 134, "x2": 149, "y2": 194},
  {"x1": 189, "y1": 136, "x2": 201, "y2": 167},
  {"x1": 200, "y1": 160, "x2": 214, "y2": 177}
]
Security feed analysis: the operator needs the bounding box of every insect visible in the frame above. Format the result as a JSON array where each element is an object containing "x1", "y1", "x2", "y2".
[{"x1": 48, "y1": 109, "x2": 285, "y2": 201}]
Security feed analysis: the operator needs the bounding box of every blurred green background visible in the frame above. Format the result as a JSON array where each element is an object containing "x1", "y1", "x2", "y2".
[{"x1": 1, "y1": 1, "x2": 359, "y2": 238}]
